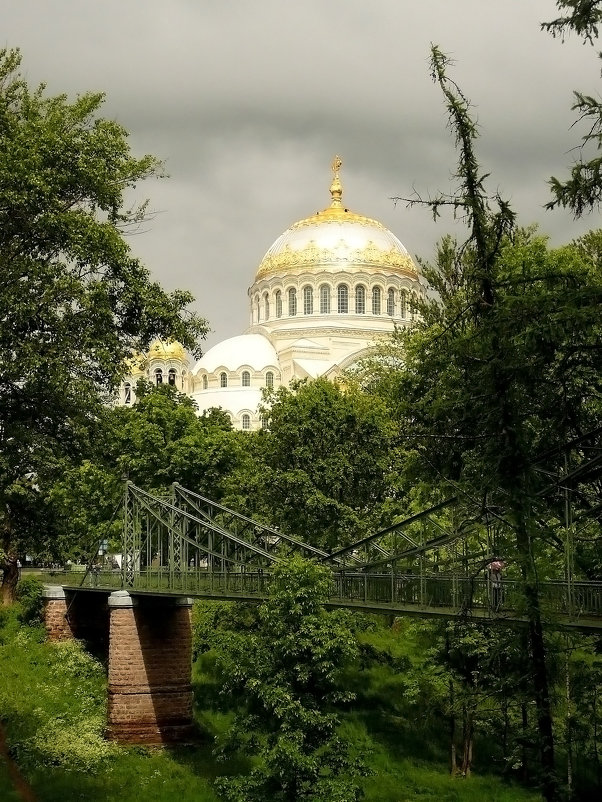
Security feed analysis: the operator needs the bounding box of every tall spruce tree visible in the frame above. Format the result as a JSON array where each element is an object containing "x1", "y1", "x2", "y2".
[{"x1": 378, "y1": 46, "x2": 602, "y2": 802}]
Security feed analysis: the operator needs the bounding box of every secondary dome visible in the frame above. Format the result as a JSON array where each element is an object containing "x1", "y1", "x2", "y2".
[
  {"x1": 193, "y1": 334, "x2": 278, "y2": 374},
  {"x1": 254, "y1": 156, "x2": 418, "y2": 281}
]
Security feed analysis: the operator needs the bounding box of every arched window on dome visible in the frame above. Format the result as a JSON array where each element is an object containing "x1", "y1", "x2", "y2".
[
  {"x1": 168, "y1": 369, "x2": 177, "y2": 386},
  {"x1": 337, "y1": 284, "x2": 349, "y2": 314},
  {"x1": 387, "y1": 288, "x2": 395, "y2": 316},
  {"x1": 372, "y1": 286, "x2": 381, "y2": 315},
  {"x1": 155, "y1": 368, "x2": 163, "y2": 386},
  {"x1": 355, "y1": 285, "x2": 366, "y2": 314},
  {"x1": 241, "y1": 414, "x2": 251, "y2": 430},
  {"x1": 124, "y1": 383, "x2": 132, "y2": 405},
  {"x1": 220, "y1": 372, "x2": 228, "y2": 388},
  {"x1": 265, "y1": 371, "x2": 274, "y2": 389},
  {"x1": 400, "y1": 290, "x2": 407, "y2": 318},
  {"x1": 202, "y1": 375, "x2": 208, "y2": 390},
  {"x1": 320, "y1": 284, "x2": 330, "y2": 314},
  {"x1": 264, "y1": 293, "x2": 270, "y2": 321},
  {"x1": 275, "y1": 290, "x2": 282, "y2": 318},
  {"x1": 288, "y1": 288, "x2": 297, "y2": 316},
  {"x1": 255, "y1": 294, "x2": 260, "y2": 323},
  {"x1": 303, "y1": 285, "x2": 313, "y2": 315},
  {"x1": 242, "y1": 370, "x2": 250, "y2": 387}
]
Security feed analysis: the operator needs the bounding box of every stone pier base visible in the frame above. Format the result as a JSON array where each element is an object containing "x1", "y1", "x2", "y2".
[
  {"x1": 42, "y1": 585, "x2": 74, "y2": 641},
  {"x1": 106, "y1": 591, "x2": 194, "y2": 744}
]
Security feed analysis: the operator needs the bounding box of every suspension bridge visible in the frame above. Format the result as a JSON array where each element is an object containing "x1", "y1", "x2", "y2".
[
  {"x1": 50, "y1": 480, "x2": 602, "y2": 631},
  {"x1": 41, "y1": 463, "x2": 602, "y2": 744}
]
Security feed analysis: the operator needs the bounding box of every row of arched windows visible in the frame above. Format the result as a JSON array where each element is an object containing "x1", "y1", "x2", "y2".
[
  {"x1": 240, "y1": 413, "x2": 269, "y2": 430},
  {"x1": 253, "y1": 284, "x2": 416, "y2": 322},
  {"x1": 124, "y1": 368, "x2": 183, "y2": 404},
  {"x1": 153, "y1": 368, "x2": 180, "y2": 387},
  {"x1": 200, "y1": 371, "x2": 275, "y2": 390}
]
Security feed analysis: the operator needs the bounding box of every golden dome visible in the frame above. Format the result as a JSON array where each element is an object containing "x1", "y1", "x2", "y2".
[
  {"x1": 254, "y1": 157, "x2": 418, "y2": 281},
  {"x1": 124, "y1": 352, "x2": 146, "y2": 376},
  {"x1": 148, "y1": 339, "x2": 187, "y2": 362}
]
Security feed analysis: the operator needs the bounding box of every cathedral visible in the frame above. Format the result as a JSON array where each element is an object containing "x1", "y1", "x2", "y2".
[{"x1": 120, "y1": 158, "x2": 424, "y2": 429}]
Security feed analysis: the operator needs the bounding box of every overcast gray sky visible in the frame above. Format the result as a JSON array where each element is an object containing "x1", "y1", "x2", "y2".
[{"x1": 3, "y1": 1, "x2": 600, "y2": 349}]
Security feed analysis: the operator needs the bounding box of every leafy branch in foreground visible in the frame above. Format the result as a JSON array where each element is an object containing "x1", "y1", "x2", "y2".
[{"x1": 214, "y1": 557, "x2": 367, "y2": 802}]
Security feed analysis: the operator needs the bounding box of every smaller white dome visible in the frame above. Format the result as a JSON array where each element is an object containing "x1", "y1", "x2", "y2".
[{"x1": 193, "y1": 334, "x2": 278, "y2": 374}]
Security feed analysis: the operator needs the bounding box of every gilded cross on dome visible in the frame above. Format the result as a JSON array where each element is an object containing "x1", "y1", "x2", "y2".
[{"x1": 330, "y1": 155, "x2": 343, "y2": 207}]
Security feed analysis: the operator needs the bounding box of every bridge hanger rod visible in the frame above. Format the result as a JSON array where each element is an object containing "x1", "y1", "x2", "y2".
[
  {"x1": 173, "y1": 483, "x2": 329, "y2": 559},
  {"x1": 323, "y1": 497, "x2": 457, "y2": 563},
  {"x1": 129, "y1": 484, "x2": 281, "y2": 564}
]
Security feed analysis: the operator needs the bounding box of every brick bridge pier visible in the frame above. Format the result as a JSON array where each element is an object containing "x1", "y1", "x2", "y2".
[{"x1": 42, "y1": 586, "x2": 194, "y2": 744}]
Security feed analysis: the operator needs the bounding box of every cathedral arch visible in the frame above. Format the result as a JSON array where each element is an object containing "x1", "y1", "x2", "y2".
[
  {"x1": 371, "y1": 285, "x2": 381, "y2": 315},
  {"x1": 387, "y1": 288, "x2": 395, "y2": 316},
  {"x1": 400, "y1": 289, "x2": 407, "y2": 318},
  {"x1": 288, "y1": 287, "x2": 297, "y2": 316},
  {"x1": 337, "y1": 283, "x2": 349, "y2": 314},
  {"x1": 355, "y1": 284, "x2": 366, "y2": 314},
  {"x1": 319, "y1": 283, "x2": 331, "y2": 314},
  {"x1": 303, "y1": 285, "x2": 313, "y2": 315}
]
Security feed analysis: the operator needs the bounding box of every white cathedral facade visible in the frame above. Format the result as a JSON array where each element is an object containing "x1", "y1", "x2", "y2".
[{"x1": 120, "y1": 159, "x2": 424, "y2": 430}]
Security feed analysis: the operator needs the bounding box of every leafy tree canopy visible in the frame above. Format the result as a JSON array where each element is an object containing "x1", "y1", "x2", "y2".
[
  {"x1": 222, "y1": 378, "x2": 405, "y2": 551},
  {"x1": 0, "y1": 48, "x2": 208, "y2": 598},
  {"x1": 214, "y1": 556, "x2": 367, "y2": 802}
]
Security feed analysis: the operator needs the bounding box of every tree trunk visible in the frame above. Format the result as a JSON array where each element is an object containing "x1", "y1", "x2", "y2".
[
  {"x1": 461, "y1": 704, "x2": 474, "y2": 777},
  {"x1": 565, "y1": 644, "x2": 573, "y2": 800},
  {"x1": 515, "y1": 516, "x2": 558, "y2": 802},
  {"x1": 446, "y1": 633, "x2": 458, "y2": 777},
  {"x1": 521, "y1": 701, "x2": 529, "y2": 782},
  {"x1": 0, "y1": 558, "x2": 19, "y2": 606}
]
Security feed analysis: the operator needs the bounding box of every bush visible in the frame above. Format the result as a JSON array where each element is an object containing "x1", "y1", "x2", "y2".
[{"x1": 16, "y1": 575, "x2": 44, "y2": 624}]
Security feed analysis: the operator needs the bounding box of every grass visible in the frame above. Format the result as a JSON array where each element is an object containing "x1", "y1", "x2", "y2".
[{"x1": 0, "y1": 602, "x2": 543, "y2": 802}]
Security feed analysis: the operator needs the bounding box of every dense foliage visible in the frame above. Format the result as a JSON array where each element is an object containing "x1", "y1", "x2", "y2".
[{"x1": 0, "y1": 48, "x2": 207, "y2": 601}]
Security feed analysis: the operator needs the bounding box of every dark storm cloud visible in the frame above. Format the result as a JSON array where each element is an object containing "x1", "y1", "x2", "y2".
[{"x1": 3, "y1": 0, "x2": 598, "y2": 347}]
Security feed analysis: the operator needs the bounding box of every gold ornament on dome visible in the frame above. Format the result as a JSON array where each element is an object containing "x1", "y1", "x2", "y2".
[
  {"x1": 254, "y1": 155, "x2": 418, "y2": 281},
  {"x1": 255, "y1": 239, "x2": 417, "y2": 280}
]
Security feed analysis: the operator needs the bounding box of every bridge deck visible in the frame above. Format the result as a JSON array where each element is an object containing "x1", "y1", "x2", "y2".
[{"x1": 50, "y1": 569, "x2": 602, "y2": 632}]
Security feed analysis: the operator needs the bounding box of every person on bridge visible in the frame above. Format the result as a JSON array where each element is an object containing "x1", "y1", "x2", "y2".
[{"x1": 487, "y1": 559, "x2": 505, "y2": 611}]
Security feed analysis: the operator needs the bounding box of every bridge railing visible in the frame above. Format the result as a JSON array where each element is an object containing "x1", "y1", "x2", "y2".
[{"x1": 50, "y1": 568, "x2": 602, "y2": 621}]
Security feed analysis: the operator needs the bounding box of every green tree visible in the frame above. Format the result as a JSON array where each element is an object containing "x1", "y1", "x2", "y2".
[
  {"x1": 214, "y1": 556, "x2": 366, "y2": 802},
  {"x1": 47, "y1": 384, "x2": 242, "y2": 561},
  {"x1": 223, "y1": 378, "x2": 403, "y2": 551},
  {"x1": 379, "y1": 46, "x2": 602, "y2": 801},
  {"x1": 543, "y1": 1, "x2": 602, "y2": 213},
  {"x1": 0, "y1": 49, "x2": 208, "y2": 601}
]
